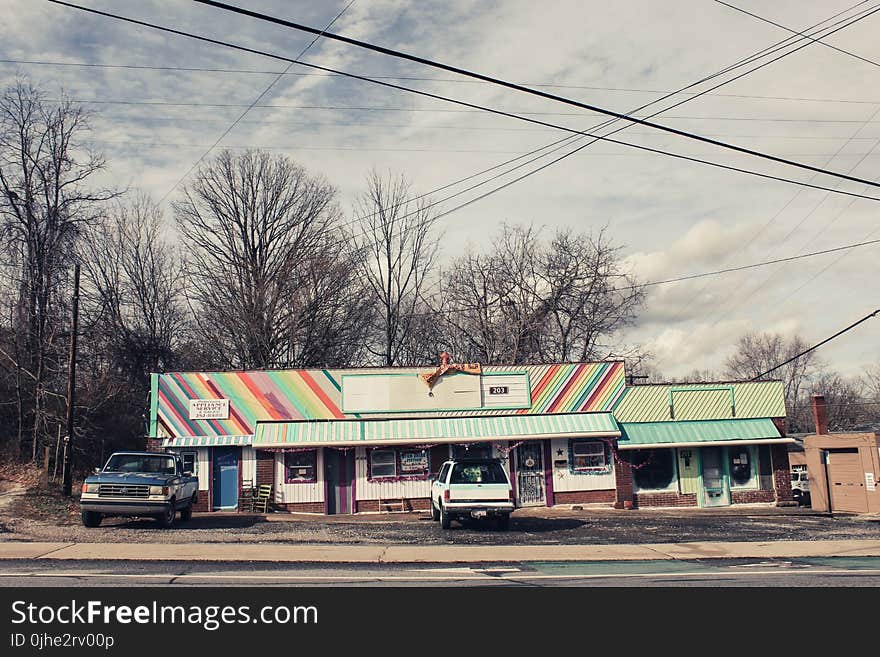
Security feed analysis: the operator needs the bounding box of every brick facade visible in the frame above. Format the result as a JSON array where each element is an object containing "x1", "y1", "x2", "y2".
[
  {"x1": 256, "y1": 450, "x2": 275, "y2": 488},
  {"x1": 192, "y1": 495, "x2": 210, "y2": 513},
  {"x1": 145, "y1": 437, "x2": 163, "y2": 452},
  {"x1": 731, "y1": 489, "x2": 775, "y2": 504},
  {"x1": 633, "y1": 492, "x2": 698, "y2": 507},
  {"x1": 613, "y1": 455, "x2": 634, "y2": 509},
  {"x1": 356, "y1": 498, "x2": 430, "y2": 513},
  {"x1": 554, "y1": 490, "x2": 615, "y2": 505},
  {"x1": 275, "y1": 502, "x2": 326, "y2": 514},
  {"x1": 771, "y1": 443, "x2": 795, "y2": 505}
]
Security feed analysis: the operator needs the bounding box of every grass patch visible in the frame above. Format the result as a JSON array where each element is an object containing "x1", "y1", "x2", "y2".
[{"x1": 9, "y1": 484, "x2": 81, "y2": 525}]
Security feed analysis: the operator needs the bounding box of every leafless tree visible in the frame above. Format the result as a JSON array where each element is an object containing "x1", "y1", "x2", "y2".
[
  {"x1": 0, "y1": 78, "x2": 115, "y2": 458},
  {"x1": 441, "y1": 224, "x2": 644, "y2": 364},
  {"x1": 80, "y1": 194, "x2": 185, "y2": 382},
  {"x1": 723, "y1": 332, "x2": 820, "y2": 432},
  {"x1": 353, "y1": 169, "x2": 439, "y2": 366},
  {"x1": 174, "y1": 150, "x2": 341, "y2": 369}
]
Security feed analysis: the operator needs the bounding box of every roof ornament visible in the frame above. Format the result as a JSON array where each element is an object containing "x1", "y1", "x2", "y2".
[{"x1": 420, "y1": 351, "x2": 482, "y2": 390}]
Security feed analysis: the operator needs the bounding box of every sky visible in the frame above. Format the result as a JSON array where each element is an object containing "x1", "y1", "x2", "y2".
[{"x1": 1, "y1": 0, "x2": 878, "y2": 379}]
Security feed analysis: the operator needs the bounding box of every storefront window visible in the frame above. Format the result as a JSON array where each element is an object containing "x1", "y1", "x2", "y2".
[
  {"x1": 399, "y1": 449, "x2": 429, "y2": 477},
  {"x1": 570, "y1": 440, "x2": 610, "y2": 473},
  {"x1": 728, "y1": 447, "x2": 756, "y2": 488},
  {"x1": 369, "y1": 449, "x2": 397, "y2": 478},
  {"x1": 631, "y1": 449, "x2": 676, "y2": 491},
  {"x1": 285, "y1": 450, "x2": 317, "y2": 483}
]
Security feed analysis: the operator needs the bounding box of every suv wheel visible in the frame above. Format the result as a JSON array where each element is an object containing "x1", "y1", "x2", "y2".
[
  {"x1": 81, "y1": 511, "x2": 102, "y2": 528},
  {"x1": 439, "y1": 503, "x2": 452, "y2": 529},
  {"x1": 430, "y1": 497, "x2": 440, "y2": 521},
  {"x1": 156, "y1": 501, "x2": 176, "y2": 529}
]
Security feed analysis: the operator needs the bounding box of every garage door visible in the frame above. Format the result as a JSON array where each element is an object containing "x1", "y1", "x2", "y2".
[{"x1": 827, "y1": 450, "x2": 868, "y2": 513}]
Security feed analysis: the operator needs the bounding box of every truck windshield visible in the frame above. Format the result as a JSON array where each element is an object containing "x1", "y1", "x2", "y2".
[
  {"x1": 450, "y1": 462, "x2": 508, "y2": 484},
  {"x1": 104, "y1": 455, "x2": 175, "y2": 475}
]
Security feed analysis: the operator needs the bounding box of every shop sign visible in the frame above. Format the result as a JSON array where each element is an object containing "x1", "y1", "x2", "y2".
[{"x1": 188, "y1": 399, "x2": 229, "y2": 420}]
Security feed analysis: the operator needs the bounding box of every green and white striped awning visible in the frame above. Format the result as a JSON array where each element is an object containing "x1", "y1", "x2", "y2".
[
  {"x1": 160, "y1": 435, "x2": 252, "y2": 447},
  {"x1": 617, "y1": 418, "x2": 793, "y2": 450},
  {"x1": 254, "y1": 413, "x2": 619, "y2": 447}
]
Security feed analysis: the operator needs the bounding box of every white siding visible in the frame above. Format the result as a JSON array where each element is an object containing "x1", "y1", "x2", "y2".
[
  {"x1": 549, "y1": 438, "x2": 616, "y2": 493},
  {"x1": 197, "y1": 448, "x2": 210, "y2": 491},
  {"x1": 355, "y1": 447, "x2": 432, "y2": 501},
  {"x1": 481, "y1": 374, "x2": 530, "y2": 409},
  {"x1": 275, "y1": 450, "x2": 324, "y2": 504},
  {"x1": 241, "y1": 447, "x2": 256, "y2": 486}
]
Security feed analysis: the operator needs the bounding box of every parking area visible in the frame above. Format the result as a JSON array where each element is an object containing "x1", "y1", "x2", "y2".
[{"x1": 2, "y1": 503, "x2": 880, "y2": 546}]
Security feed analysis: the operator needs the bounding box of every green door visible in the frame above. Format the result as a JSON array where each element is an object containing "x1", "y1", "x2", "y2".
[{"x1": 701, "y1": 447, "x2": 730, "y2": 507}]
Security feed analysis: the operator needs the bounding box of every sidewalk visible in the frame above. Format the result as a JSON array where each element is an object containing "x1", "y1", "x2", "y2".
[{"x1": 2, "y1": 539, "x2": 880, "y2": 563}]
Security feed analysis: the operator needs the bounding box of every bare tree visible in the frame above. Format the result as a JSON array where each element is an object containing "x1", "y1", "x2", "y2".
[
  {"x1": 81, "y1": 194, "x2": 185, "y2": 382},
  {"x1": 174, "y1": 150, "x2": 341, "y2": 369},
  {"x1": 441, "y1": 224, "x2": 644, "y2": 364},
  {"x1": 354, "y1": 170, "x2": 439, "y2": 366},
  {"x1": 723, "y1": 332, "x2": 820, "y2": 432},
  {"x1": 0, "y1": 78, "x2": 115, "y2": 458}
]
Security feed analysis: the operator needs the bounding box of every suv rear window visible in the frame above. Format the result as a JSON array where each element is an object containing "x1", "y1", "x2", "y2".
[{"x1": 450, "y1": 462, "x2": 508, "y2": 484}]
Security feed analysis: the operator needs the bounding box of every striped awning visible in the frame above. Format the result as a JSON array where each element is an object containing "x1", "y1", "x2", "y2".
[
  {"x1": 160, "y1": 435, "x2": 252, "y2": 447},
  {"x1": 254, "y1": 412, "x2": 619, "y2": 447},
  {"x1": 617, "y1": 418, "x2": 793, "y2": 450}
]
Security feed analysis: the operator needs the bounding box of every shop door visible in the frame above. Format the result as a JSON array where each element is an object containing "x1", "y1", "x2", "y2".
[
  {"x1": 701, "y1": 447, "x2": 729, "y2": 507},
  {"x1": 516, "y1": 442, "x2": 545, "y2": 506},
  {"x1": 212, "y1": 447, "x2": 239, "y2": 510},
  {"x1": 827, "y1": 449, "x2": 868, "y2": 513},
  {"x1": 324, "y1": 448, "x2": 355, "y2": 514}
]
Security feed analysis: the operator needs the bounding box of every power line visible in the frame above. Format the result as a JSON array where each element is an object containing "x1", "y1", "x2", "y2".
[
  {"x1": 44, "y1": 0, "x2": 880, "y2": 205},
  {"x1": 613, "y1": 237, "x2": 880, "y2": 290},
  {"x1": 6, "y1": 57, "x2": 880, "y2": 104},
  {"x1": 190, "y1": 0, "x2": 880, "y2": 190},
  {"x1": 750, "y1": 308, "x2": 880, "y2": 380},
  {"x1": 716, "y1": 0, "x2": 880, "y2": 69},
  {"x1": 156, "y1": 0, "x2": 357, "y2": 205}
]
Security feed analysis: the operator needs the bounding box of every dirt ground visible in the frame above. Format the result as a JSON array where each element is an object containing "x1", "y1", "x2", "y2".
[{"x1": 3, "y1": 493, "x2": 880, "y2": 545}]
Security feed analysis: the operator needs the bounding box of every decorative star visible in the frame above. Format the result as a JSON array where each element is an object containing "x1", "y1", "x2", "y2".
[{"x1": 556, "y1": 449, "x2": 563, "y2": 456}]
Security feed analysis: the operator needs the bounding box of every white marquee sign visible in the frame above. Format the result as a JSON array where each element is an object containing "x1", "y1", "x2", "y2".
[{"x1": 188, "y1": 399, "x2": 230, "y2": 420}]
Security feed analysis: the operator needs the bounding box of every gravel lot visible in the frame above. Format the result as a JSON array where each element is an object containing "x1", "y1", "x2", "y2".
[{"x1": 3, "y1": 503, "x2": 880, "y2": 546}]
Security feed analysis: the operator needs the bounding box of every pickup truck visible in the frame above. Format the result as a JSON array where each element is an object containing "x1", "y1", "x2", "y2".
[
  {"x1": 80, "y1": 451, "x2": 199, "y2": 528},
  {"x1": 430, "y1": 458, "x2": 515, "y2": 530}
]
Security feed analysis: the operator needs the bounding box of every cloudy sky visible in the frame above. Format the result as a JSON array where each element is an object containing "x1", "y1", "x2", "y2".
[{"x1": 2, "y1": 0, "x2": 878, "y2": 378}]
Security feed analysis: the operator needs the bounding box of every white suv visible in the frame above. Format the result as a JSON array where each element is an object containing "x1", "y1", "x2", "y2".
[{"x1": 430, "y1": 458, "x2": 515, "y2": 530}]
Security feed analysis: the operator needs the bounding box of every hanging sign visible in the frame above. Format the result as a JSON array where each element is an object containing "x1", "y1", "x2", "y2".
[{"x1": 188, "y1": 399, "x2": 230, "y2": 420}]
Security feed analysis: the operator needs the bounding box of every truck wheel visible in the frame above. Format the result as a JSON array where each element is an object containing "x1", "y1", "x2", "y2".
[
  {"x1": 180, "y1": 494, "x2": 196, "y2": 521},
  {"x1": 156, "y1": 501, "x2": 176, "y2": 529},
  {"x1": 439, "y1": 504, "x2": 451, "y2": 529},
  {"x1": 430, "y1": 497, "x2": 440, "y2": 521},
  {"x1": 495, "y1": 514, "x2": 510, "y2": 531},
  {"x1": 81, "y1": 511, "x2": 102, "y2": 528}
]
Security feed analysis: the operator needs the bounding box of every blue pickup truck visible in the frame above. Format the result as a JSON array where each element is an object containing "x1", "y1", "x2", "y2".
[{"x1": 80, "y1": 451, "x2": 199, "y2": 528}]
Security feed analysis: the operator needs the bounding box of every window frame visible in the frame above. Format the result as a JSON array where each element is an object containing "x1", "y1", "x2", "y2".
[
  {"x1": 631, "y1": 448, "x2": 679, "y2": 492},
  {"x1": 368, "y1": 448, "x2": 398, "y2": 480},
  {"x1": 284, "y1": 449, "x2": 318, "y2": 484},
  {"x1": 728, "y1": 445, "x2": 758, "y2": 490},
  {"x1": 398, "y1": 448, "x2": 429, "y2": 479},
  {"x1": 569, "y1": 439, "x2": 611, "y2": 474}
]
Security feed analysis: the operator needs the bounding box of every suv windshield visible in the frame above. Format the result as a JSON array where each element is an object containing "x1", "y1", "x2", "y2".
[
  {"x1": 104, "y1": 454, "x2": 175, "y2": 475},
  {"x1": 450, "y1": 461, "x2": 508, "y2": 484}
]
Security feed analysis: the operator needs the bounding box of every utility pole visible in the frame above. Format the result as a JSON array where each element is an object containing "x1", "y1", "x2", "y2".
[{"x1": 62, "y1": 264, "x2": 80, "y2": 498}]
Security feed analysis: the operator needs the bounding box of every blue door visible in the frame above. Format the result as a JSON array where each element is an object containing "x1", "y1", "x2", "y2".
[{"x1": 212, "y1": 447, "x2": 239, "y2": 510}]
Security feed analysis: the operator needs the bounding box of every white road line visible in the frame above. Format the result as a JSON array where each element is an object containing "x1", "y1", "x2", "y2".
[{"x1": 0, "y1": 568, "x2": 877, "y2": 581}]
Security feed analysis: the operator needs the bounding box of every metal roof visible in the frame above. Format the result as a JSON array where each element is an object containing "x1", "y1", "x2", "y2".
[
  {"x1": 612, "y1": 381, "x2": 786, "y2": 423},
  {"x1": 617, "y1": 418, "x2": 788, "y2": 449},
  {"x1": 253, "y1": 412, "x2": 619, "y2": 447}
]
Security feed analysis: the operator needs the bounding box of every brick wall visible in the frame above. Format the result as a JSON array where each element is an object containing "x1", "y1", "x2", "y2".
[
  {"x1": 275, "y1": 502, "x2": 325, "y2": 514},
  {"x1": 771, "y1": 443, "x2": 795, "y2": 505},
  {"x1": 633, "y1": 492, "x2": 698, "y2": 507},
  {"x1": 614, "y1": 455, "x2": 634, "y2": 509},
  {"x1": 192, "y1": 496, "x2": 210, "y2": 513},
  {"x1": 554, "y1": 490, "x2": 615, "y2": 505},
  {"x1": 731, "y1": 489, "x2": 775, "y2": 504},
  {"x1": 145, "y1": 437, "x2": 163, "y2": 452},
  {"x1": 256, "y1": 450, "x2": 275, "y2": 488},
  {"x1": 356, "y1": 498, "x2": 430, "y2": 513}
]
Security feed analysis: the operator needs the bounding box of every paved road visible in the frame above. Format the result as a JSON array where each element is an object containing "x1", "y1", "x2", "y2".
[{"x1": 2, "y1": 557, "x2": 880, "y2": 586}]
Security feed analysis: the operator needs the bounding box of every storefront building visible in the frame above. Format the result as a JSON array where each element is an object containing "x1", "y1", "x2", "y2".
[{"x1": 148, "y1": 361, "x2": 795, "y2": 513}]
